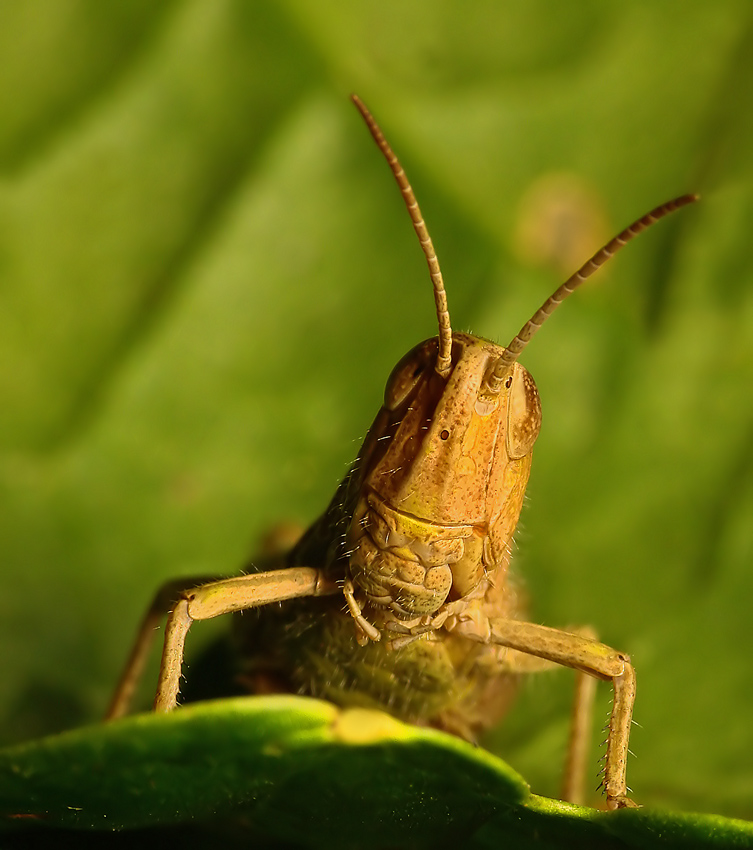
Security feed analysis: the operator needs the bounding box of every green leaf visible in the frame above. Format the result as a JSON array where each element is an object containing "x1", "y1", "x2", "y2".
[
  {"x1": 1, "y1": 1, "x2": 753, "y2": 847},
  {"x1": 1, "y1": 698, "x2": 751, "y2": 849},
  {"x1": 0, "y1": 698, "x2": 522, "y2": 842}
]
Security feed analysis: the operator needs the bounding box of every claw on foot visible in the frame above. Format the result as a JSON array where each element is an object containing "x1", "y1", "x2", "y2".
[{"x1": 607, "y1": 795, "x2": 640, "y2": 811}]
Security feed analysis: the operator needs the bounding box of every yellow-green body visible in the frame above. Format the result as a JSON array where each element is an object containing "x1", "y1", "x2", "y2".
[{"x1": 234, "y1": 331, "x2": 540, "y2": 737}]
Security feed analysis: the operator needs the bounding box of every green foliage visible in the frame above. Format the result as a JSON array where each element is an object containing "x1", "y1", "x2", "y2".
[
  {"x1": 1, "y1": 1, "x2": 753, "y2": 846},
  {"x1": 2, "y1": 699, "x2": 752, "y2": 849}
]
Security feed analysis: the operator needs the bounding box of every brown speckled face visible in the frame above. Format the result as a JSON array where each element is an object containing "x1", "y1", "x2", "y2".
[{"x1": 361, "y1": 332, "x2": 542, "y2": 529}]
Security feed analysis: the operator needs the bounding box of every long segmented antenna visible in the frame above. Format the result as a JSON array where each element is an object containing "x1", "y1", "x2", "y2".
[
  {"x1": 352, "y1": 94, "x2": 453, "y2": 378},
  {"x1": 484, "y1": 193, "x2": 699, "y2": 394}
]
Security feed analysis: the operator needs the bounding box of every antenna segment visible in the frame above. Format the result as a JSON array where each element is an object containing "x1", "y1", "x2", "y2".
[
  {"x1": 352, "y1": 95, "x2": 453, "y2": 378},
  {"x1": 484, "y1": 194, "x2": 699, "y2": 394}
]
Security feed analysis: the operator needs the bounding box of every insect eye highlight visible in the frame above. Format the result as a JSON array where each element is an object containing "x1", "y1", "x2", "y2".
[
  {"x1": 383, "y1": 339, "x2": 437, "y2": 411},
  {"x1": 505, "y1": 366, "x2": 542, "y2": 459}
]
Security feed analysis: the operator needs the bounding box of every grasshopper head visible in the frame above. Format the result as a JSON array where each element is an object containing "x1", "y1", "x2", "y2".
[{"x1": 369, "y1": 332, "x2": 541, "y2": 526}]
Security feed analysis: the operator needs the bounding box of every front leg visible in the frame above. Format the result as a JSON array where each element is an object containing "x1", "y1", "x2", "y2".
[
  {"x1": 450, "y1": 615, "x2": 637, "y2": 810},
  {"x1": 107, "y1": 576, "x2": 219, "y2": 720},
  {"x1": 153, "y1": 567, "x2": 339, "y2": 712}
]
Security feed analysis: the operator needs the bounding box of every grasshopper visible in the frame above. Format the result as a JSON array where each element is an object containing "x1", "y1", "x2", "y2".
[{"x1": 107, "y1": 95, "x2": 696, "y2": 810}]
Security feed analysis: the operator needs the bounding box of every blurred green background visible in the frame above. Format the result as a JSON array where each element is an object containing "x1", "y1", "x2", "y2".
[{"x1": 0, "y1": 0, "x2": 752, "y2": 823}]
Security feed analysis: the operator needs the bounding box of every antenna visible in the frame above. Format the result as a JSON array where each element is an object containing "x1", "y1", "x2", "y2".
[
  {"x1": 484, "y1": 194, "x2": 699, "y2": 394},
  {"x1": 352, "y1": 95, "x2": 453, "y2": 378}
]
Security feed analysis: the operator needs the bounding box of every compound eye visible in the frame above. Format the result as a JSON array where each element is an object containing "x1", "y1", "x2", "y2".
[
  {"x1": 505, "y1": 364, "x2": 542, "y2": 459},
  {"x1": 384, "y1": 339, "x2": 437, "y2": 411}
]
